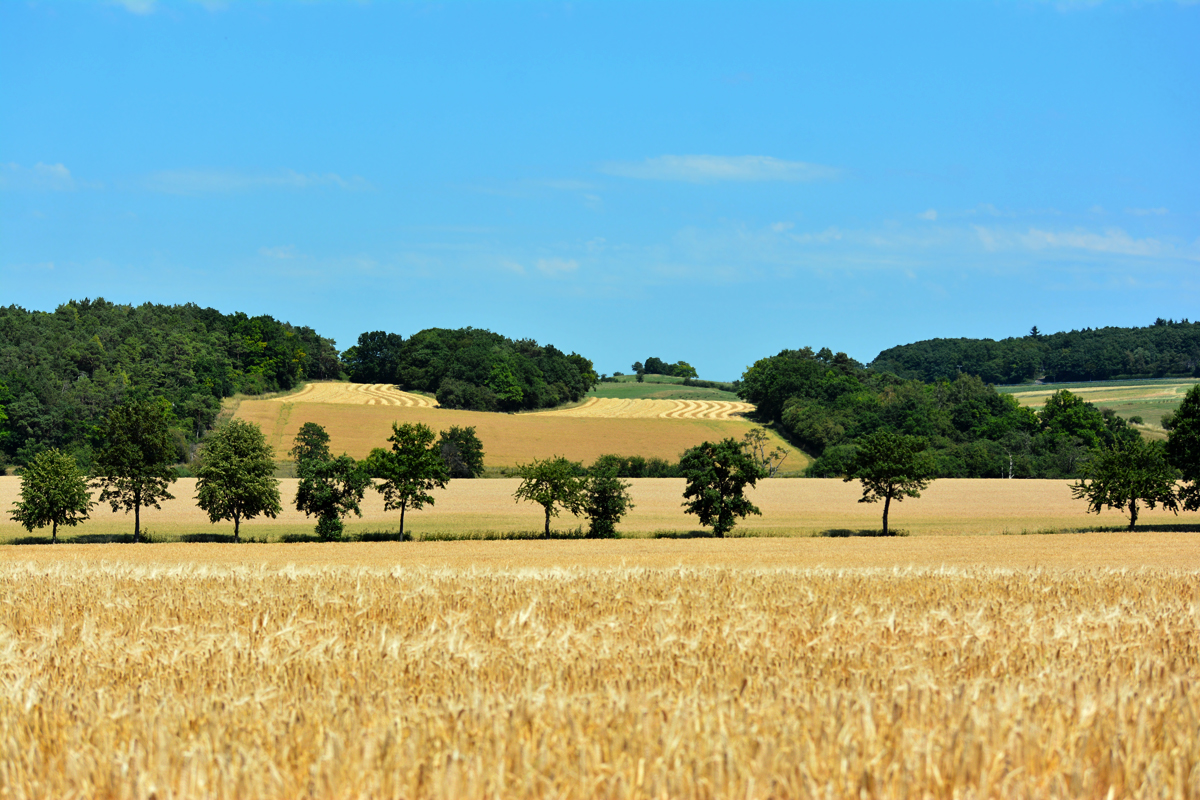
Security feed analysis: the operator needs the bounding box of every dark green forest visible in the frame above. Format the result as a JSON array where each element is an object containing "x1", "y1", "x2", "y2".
[
  {"x1": 0, "y1": 300, "x2": 341, "y2": 469},
  {"x1": 871, "y1": 319, "x2": 1200, "y2": 384},
  {"x1": 740, "y1": 347, "x2": 1138, "y2": 479},
  {"x1": 342, "y1": 328, "x2": 598, "y2": 412}
]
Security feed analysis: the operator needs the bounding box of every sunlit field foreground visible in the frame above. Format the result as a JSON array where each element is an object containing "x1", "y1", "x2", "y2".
[{"x1": 0, "y1": 561, "x2": 1197, "y2": 799}]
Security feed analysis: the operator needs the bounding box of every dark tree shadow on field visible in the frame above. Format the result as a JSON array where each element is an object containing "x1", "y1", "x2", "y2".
[
  {"x1": 180, "y1": 533, "x2": 242, "y2": 543},
  {"x1": 653, "y1": 530, "x2": 721, "y2": 539},
  {"x1": 280, "y1": 533, "x2": 324, "y2": 543},
  {"x1": 820, "y1": 528, "x2": 909, "y2": 538},
  {"x1": 357, "y1": 530, "x2": 410, "y2": 542}
]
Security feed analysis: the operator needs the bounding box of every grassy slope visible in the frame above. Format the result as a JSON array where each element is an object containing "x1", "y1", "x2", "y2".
[
  {"x1": 590, "y1": 374, "x2": 740, "y2": 401},
  {"x1": 997, "y1": 378, "x2": 1199, "y2": 439}
]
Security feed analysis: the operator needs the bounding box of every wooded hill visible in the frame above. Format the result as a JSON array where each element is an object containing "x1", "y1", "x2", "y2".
[
  {"x1": 739, "y1": 347, "x2": 1138, "y2": 479},
  {"x1": 0, "y1": 300, "x2": 341, "y2": 469},
  {"x1": 342, "y1": 328, "x2": 598, "y2": 412},
  {"x1": 870, "y1": 318, "x2": 1200, "y2": 385}
]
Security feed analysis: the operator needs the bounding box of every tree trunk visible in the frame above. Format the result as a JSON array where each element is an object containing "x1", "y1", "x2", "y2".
[
  {"x1": 1129, "y1": 499, "x2": 1138, "y2": 530},
  {"x1": 52, "y1": 520, "x2": 58, "y2": 544},
  {"x1": 400, "y1": 501, "x2": 407, "y2": 540},
  {"x1": 233, "y1": 513, "x2": 241, "y2": 543},
  {"x1": 134, "y1": 501, "x2": 141, "y2": 543},
  {"x1": 882, "y1": 492, "x2": 892, "y2": 537},
  {"x1": 544, "y1": 507, "x2": 551, "y2": 539}
]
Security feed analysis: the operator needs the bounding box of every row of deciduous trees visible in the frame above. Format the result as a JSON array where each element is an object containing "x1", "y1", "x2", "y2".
[
  {"x1": 6, "y1": 400, "x2": 487, "y2": 542},
  {"x1": 11, "y1": 389, "x2": 1200, "y2": 541}
]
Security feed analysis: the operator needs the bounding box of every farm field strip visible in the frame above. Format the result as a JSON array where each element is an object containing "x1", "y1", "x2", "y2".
[
  {"x1": 2, "y1": 477, "x2": 1192, "y2": 543},
  {"x1": 233, "y1": 398, "x2": 797, "y2": 469},
  {"x1": 280, "y1": 381, "x2": 436, "y2": 407},
  {"x1": 532, "y1": 397, "x2": 752, "y2": 420},
  {"x1": 1, "y1": 562, "x2": 1196, "y2": 799}
]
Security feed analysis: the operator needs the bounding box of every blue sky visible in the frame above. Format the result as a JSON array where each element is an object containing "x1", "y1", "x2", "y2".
[{"x1": 2, "y1": 1, "x2": 1197, "y2": 380}]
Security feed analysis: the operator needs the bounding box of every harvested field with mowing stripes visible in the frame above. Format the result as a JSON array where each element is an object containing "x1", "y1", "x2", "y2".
[
  {"x1": 532, "y1": 397, "x2": 752, "y2": 420},
  {"x1": 0, "y1": 557, "x2": 1196, "y2": 799},
  {"x1": 234, "y1": 397, "x2": 807, "y2": 471},
  {"x1": 280, "y1": 381, "x2": 437, "y2": 407}
]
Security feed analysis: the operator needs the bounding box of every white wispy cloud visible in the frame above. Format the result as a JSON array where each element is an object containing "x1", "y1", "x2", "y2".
[
  {"x1": 0, "y1": 162, "x2": 90, "y2": 191},
  {"x1": 258, "y1": 245, "x2": 297, "y2": 260},
  {"x1": 1126, "y1": 207, "x2": 1169, "y2": 216},
  {"x1": 111, "y1": 0, "x2": 156, "y2": 13},
  {"x1": 917, "y1": 209, "x2": 938, "y2": 221},
  {"x1": 598, "y1": 155, "x2": 840, "y2": 183},
  {"x1": 972, "y1": 225, "x2": 1197, "y2": 260},
  {"x1": 110, "y1": 0, "x2": 226, "y2": 13},
  {"x1": 536, "y1": 258, "x2": 579, "y2": 277},
  {"x1": 142, "y1": 168, "x2": 371, "y2": 194}
]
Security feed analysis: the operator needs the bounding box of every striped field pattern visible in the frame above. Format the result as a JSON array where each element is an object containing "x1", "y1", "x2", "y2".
[
  {"x1": 532, "y1": 397, "x2": 753, "y2": 420},
  {"x1": 278, "y1": 382, "x2": 437, "y2": 407}
]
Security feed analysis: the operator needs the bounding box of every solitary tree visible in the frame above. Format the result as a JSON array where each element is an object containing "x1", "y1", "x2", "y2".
[
  {"x1": 92, "y1": 400, "x2": 178, "y2": 542},
  {"x1": 1165, "y1": 384, "x2": 1200, "y2": 511},
  {"x1": 1072, "y1": 436, "x2": 1179, "y2": 529},
  {"x1": 375, "y1": 422, "x2": 449, "y2": 539},
  {"x1": 292, "y1": 423, "x2": 369, "y2": 540},
  {"x1": 437, "y1": 426, "x2": 486, "y2": 478},
  {"x1": 582, "y1": 464, "x2": 634, "y2": 538},
  {"x1": 195, "y1": 419, "x2": 281, "y2": 542},
  {"x1": 514, "y1": 456, "x2": 585, "y2": 538},
  {"x1": 9, "y1": 449, "x2": 94, "y2": 542},
  {"x1": 741, "y1": 427, "x2": 789, "y2": 477},
  {"x1": 679, "y1": 438, "x2": 767, "y2": 537},
  {"x1": 843, "y1": 430, "x2": 935, "y2": 536}
]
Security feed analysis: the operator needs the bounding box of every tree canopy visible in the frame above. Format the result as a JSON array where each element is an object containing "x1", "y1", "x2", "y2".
[
  {"x1": 1165, "y1": 384, "x2": 1200, "y2": 511},
  {"x1": 843, "y1": 430, "x2": 935, "y2": 536},
  {"x1": 871, "y1": 318, "x2": 1200, "y2": 384},
  {"x1": 195, "y1": 419, "x2": 281, "y2": 542},
  {"x1": 640, "y1": 357, "x2": 698, "y2": 379},
  {"x1": 739, "y1": 347, "x2": 1139, "y2": 479},
  {"x1": 292, "y1": 423, "x2": 369, "y2": 540},
  {"x1": 581, "y1": 466, "x2": 634, "y2": 539},
  {"x1": 342, "y1": 327, "x2": 597, "y2": 412},
  {"x1": 679, "y1": 438, "x2": 766, "y2": 537},
  {"x1": 1071, "y1": 437, "x2": 1180, "y2": 529},
  {"x1": 0, "y1": 299, "x2": 340, "y2": 469},
  {"x1": 92, "y1": 400, "x2": 179, "y2": 542},
  {"x1": 437, "y1": 426, "x2": 485, "y2": 478},
  {"x1": 9, "y1": 448, "x2": 94, "y2": 542},
  {"x1": 513, "y1": 457, "x2": 585, "y2": 538},
  {"x1": 374, "y1": 422, "x2": 449, "y2": 539}
]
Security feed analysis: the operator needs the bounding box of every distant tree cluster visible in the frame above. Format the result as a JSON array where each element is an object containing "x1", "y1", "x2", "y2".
[
  {"x1": 740, "y1": 347, "x2": 1139, "y2": 479},
  {"x1": 0, "y1": 299, "x2": 341, "y2": 470},
  {"x1": 343, "y1": 328, "x2": 598, "y2": 412},
  {"x1": 632, "y1": 357, "x2": 698, "y2": 379},
  {"x1": 871, "y1": 319, "x2": 1200, "y2": 384}
]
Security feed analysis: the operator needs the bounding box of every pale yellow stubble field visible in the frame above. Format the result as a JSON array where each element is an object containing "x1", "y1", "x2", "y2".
[
  {"x1": 1, "y1": 561, "x2": 1197, "y2": 799},
  {"x1": 2, "y1": 477, "x2": 1192, "y2": 543},
  {"x1": 232, "y1": 395, "x2": 811, "y2": 471}
]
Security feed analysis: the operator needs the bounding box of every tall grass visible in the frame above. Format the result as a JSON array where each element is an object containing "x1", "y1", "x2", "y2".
[{"x1": 1, "y1": 562, "x2": 1196, "y2": 798}]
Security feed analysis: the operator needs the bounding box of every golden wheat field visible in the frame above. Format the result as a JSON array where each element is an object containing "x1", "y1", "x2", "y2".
[
  {"x1": 234, "y1": 396, "x2": 808, "y2": 471},
  {"x1": 3, "y1": 477, "x2": 1191, "y2": 543},
  {"x1": 283, "y1": 382, "x2": 437, "y2": 407},
  {"x1": 1, "y1": 559, "x2": 1197, "y2": 800},
  {"x1": 532, "y1": 397, "x2": 753, "y2": 420}
]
